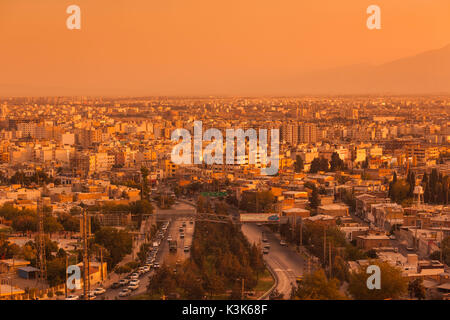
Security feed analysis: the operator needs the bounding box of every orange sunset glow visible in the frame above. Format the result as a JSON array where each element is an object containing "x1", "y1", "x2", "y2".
[{"x1": 0, "y1": 0, "x2": 449, "y2": 96}]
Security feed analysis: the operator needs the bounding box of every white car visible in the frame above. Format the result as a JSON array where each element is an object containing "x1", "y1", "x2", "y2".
[
  {"x1": 280, "y1": 240, "x2": 287, "y2": 246},
  {"x1": 143, "y1": 266, "x2": 150, "y2": 272},
  {"x1": 93, "y1": 287, "x2": 106, "y2": 295},
  {"x1": 129, "y1": 279, "x2": 140, "y2": 286},
  {"x1": 118, "y1": 289, "x2": 131, "y2": 297},
  {"x1": 65, "y1": 295, "x2": 79, "y2": 300},
  {"x1": 130, "y1": 273, "x2": 139, "y2": 280},
  {"x1": 119, "y1": 279, "x2": 129, "y2": 286},
  {"x1": 128, "y1": 283, "x2": 139, "y2": 291}
]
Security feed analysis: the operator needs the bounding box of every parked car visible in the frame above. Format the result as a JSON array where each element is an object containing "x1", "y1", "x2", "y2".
[
  {"x1": 184, "y1": 246, "x2": 190, "y2": 252},
  {"x1": 406, "y1": 247, "x2": 415, "y2": 251},
  {"x1": 111, "y1": 282, "x2": 121, "y2": 289},
  {"x1": 180, "y1": 233, "x2": 185, "y2": 239},
  {"x1": 153, "y1": 263, "x2": 160, "y2": 269},
  {"x1": 80, "y1": 292, "x2": 96, "y2": 300},
  {"x1": 130, "y1": 273, "x2": 139, "y2": 280},
  {"x1": 65, "y1": 295, "x2": 79, "y2": 300},
  {"x1": 280, "y1": 240, "x2": 287, "y2": 246},
  {"x1": 263, "y1": 248, "x2": 269, "y2": 254},
  {"x1": 93, "y1": 287, "x2": 106, "y2": 295}
]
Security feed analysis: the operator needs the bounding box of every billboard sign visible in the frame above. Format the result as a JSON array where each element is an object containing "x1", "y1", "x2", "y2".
[
  {"x1": 201, "y1": 191, "x2": 228, "y2": 197},
  {"x1": 239, "y1": 213, "x2": 280, "y2": 223}
]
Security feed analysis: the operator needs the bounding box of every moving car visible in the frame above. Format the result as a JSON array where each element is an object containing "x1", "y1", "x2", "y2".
[
  {"x1": 119, "y1": 279, "x2": 129, "y2": 286},
  {"x1": 180, "y1": 233, "x2": 185, "y2": 239},
  {"x1": 111, "y1": 282, "x2": 121, "y2": 289},
  {"x1": 128, "y1": 283, "x2": 139, "y2": 291},
  {"x1": 153, "y1": 263, "x2": 160, "y2": 269},
  {"x1": 130, "y1": 273, "x2": 139, "y2": 280},
  {"x1": 129, "y1": 279, "x2": 140, "y2": 286},
  {"x1": 262, "y1": 248, "x2": 269, "y2": 254},
  {"x1": 184, "y1": 246, "x2": 190, "y2": 252},
  {"x1": 280, "y1": 240, "x2": 287, "y2": 246}
]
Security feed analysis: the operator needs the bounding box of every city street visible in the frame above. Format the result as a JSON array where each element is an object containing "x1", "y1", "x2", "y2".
[
  {"x1": 101, "y1": 200, "x2": 197, "y2": 300},
  {"x1": 241, "y1": 224, "x2": 306, "y2": 299}
]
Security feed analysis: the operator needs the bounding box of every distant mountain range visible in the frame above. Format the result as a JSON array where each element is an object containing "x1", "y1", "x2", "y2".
[{"x1": 288, "y1": 44, "x2": 450, "y2": 95}]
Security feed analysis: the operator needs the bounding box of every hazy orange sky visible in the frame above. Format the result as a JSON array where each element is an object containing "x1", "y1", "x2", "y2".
[{"x1": 0, "y1": 0, "x2": 449, "y2": 96}]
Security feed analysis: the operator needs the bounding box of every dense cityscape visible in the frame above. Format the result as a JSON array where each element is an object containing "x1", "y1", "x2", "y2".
[{"x1": 0, "y1": 96, "x2": 449, "y2": 300}]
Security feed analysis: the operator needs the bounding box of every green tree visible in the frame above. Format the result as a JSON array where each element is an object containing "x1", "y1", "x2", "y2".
[
  {"x1": 330, "y1": 152, "x2": 345, "y2": 172},
  {"x1": 408, "y1": 278, "x2": 426, "y2": 300},
  {"x1": 309, "y1": 187, "x2": 321, "y2": 210},
  {"x1": 140, "y1": 166, "x2": 150, "y2": 200},
  {"x1": 94, "y1": 227, "x2": 132, "y2": 269},
  {"x1": 294, "y1": 155, "x2": 304, "y2": 173},
  {"x1": 46, "y1": 258, "x2": 66, "y2": 287},
  {"x1": 309, "y1": 158, "x2": 321, "y2": 173},
  {"x1": 292, "y1": 269, "x2": 346, "y2": 300},
  {"x1": 390, "y1": 180, "x2": 411, "y2": 204}
]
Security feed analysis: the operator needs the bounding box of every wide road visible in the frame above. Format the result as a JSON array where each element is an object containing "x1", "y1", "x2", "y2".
[
  {"x1": 159, "y1": 218, "x2": 195, "y2": 266},
  {"x1": 241, "y1": 223, "x2": 306, "y2": 299},
  {"x1": 105, "y1": 200, "x2": 196, "y2": 299}
]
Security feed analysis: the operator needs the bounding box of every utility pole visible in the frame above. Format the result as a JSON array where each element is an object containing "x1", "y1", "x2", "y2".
[
  {"x1": 329, "y1": 241, "x2": 332, "y2": 278},
  {"x1": 82, "y1": 208, "x2": 88, "y2": 300},
  {"x1": 299, "y1": 219, "x2": 303, "y2": 247},
  {"x1": 440, "y1": 224, "x2": 443, "y2": 263},
  {"x1": 307, "y1": 257, "x2": 311, "y2": 274},
  {"x1": 292, "y1": 213, "x2": 296, "y2": 243},
  {"x1": 241, "y1": 278, "x2": 245, "y2": 300},
  {"x1": 100, "y1": 248, "x2": 104, "y2": 283},
  {"x1": 65, "y1": 255, "x2": 68, "y2": 298},
  {"x1": 36, "y1": 198, "x2": 46, "y2": 290},
  {"x1": 323, "y1": 226, "x2": 327, "y2": 265}
]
